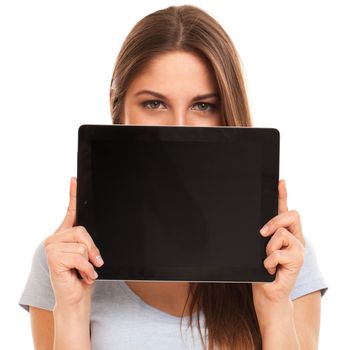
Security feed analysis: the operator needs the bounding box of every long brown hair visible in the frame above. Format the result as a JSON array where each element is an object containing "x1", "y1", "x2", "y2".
[{"x1": 109, "y1": 5, "x2": 261, "y2": 349}]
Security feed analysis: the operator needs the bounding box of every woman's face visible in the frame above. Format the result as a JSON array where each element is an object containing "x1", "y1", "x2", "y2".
[{"x1": 121, "y1": 51, "x2": 225, "y2": 126}]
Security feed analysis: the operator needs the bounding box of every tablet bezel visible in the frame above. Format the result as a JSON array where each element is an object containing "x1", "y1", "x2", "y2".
[{"x1": 76, "y1": 124, "x2": 279, "y2": 283}]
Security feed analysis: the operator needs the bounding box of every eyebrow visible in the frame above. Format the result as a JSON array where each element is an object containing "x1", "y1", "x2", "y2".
[{"x1": 134, "y1": 89, "x2": 220, "y2": 102}]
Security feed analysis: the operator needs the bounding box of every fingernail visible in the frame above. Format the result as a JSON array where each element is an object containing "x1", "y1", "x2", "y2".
[
  {"x1": 93, "y1": 270, "x2": 98, "y2": 279},
  {"x1": 260, "y1": 225, "x2": 269, "y2": 235},
  {"x1": 96, "y1": 255, "x2": 104, "y2": 266}
]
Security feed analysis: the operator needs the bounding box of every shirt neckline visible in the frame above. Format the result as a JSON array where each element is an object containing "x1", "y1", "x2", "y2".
[{"x1": 118, "y1": 280, "x2": 204, "y2": 323}]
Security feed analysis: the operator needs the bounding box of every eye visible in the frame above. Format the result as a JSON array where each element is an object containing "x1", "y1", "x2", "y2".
[
  {"x1": 142, "y1": 100, "x2": 166, "y2": 110},
  {"x1": 192, "y1": 102, "x2": 217, "y2": 112}
]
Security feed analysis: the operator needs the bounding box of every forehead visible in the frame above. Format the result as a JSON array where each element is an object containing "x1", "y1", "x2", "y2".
[{"x1": 127, "y1": 51, "x2": 218, "y2": 94}]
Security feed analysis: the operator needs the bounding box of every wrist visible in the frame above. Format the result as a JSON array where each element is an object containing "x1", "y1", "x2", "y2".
[
  {"x1": 53, "y1": 302, "x2": 91, "y2": 350},
  {"x1": 255, "y1": 300, "x2": 300, "y2": 350},
  {"x1": 255, "y1": 299, "x2": 295, "y2": 332},
  {"x1": 54, "y1": 302, "x2": 90, "y2": 320}
]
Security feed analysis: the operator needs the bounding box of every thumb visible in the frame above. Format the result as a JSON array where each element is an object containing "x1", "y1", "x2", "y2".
[
  {"x1": 55, "y1": 177, "x2": 77, "y2": 233},
  {"x1": 278, "y1": 179, "x2": 288, "y2": 214}
]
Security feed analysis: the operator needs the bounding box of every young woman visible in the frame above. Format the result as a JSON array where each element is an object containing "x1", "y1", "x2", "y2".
[{"x1": 19, "y1": 5, "x2": 328, "y2": 350}]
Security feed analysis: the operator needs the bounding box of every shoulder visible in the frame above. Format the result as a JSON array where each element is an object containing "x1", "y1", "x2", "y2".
[
  {"x1": 290, "y1": 235, "x2": 328, "y2": 300},
  {"x1": 19, "y1": 240, "x2": 54, "y2": 312}
]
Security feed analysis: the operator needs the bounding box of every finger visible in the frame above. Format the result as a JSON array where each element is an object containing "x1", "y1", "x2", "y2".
[
  {"x1": 49, "y1": 252, "x2": 98, "y2": 281},
  {"x1": 80, "y1": 271, "x2": 95, "y2": 285},
  {"x1": 49, "y1": 242, "x2": 89, "y2": 258},
  {"x1": 55, "y1": 177, "x2": 77, "y2": 233},
  {"x1": 263, "y1": 248, "x2": 303, "y2": 273},
  {"x1": 265, "y1": 227, "x2": 298, "y2": 256},
  {"x1": 46, "y1": 242, "x2": 95, "y2": 284},
  {"x1": 72, "y1": 255, "x2": 98, "y2": 281},
  {"x1": 259, "y1": 210, "x2": 304, "y2": 245},
  {"x1": 278, "y1": 179, "x2": 288, "y2": 214},
  {"x1": 48, "y1": 226, "x2": 104, "y2": 268},
  {"x1": 267, "y1": 267, "x2": 276, "y2": 275}
]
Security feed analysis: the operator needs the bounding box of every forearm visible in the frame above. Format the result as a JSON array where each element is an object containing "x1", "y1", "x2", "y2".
[
  {"x1": 256, "y1": 299, "x2": 301, "y2": 350},
  {"x1": 53, "y1": 301, "x2": 91, "y2": 350}
]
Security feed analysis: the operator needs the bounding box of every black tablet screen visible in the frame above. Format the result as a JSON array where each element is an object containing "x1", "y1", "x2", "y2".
[{"x1": 91, "y1": 138, "x2": 262, "y2": 273}]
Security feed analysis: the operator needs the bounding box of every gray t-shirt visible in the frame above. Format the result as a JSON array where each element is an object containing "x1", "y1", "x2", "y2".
[{"x1": 19, "y1": 235, "x2": 328, "y2": 350}]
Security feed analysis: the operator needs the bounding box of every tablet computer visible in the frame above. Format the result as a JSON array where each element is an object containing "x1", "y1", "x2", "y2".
[{"x1": 76, "y1": 124, "x2": 279, "y2": 283}]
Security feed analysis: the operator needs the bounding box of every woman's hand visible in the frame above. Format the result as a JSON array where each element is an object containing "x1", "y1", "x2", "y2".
[
  {"x1": 44, "y1": 177, "x2": 104, "y2": 307},
  {"x1": 252, "y1": 179, "x2": 305, "y2": 307}
]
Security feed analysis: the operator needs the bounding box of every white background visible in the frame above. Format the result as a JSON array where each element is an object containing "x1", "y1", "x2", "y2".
[{"x1": 1, "y1": 0, "x2": 348, "y2": 348}]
